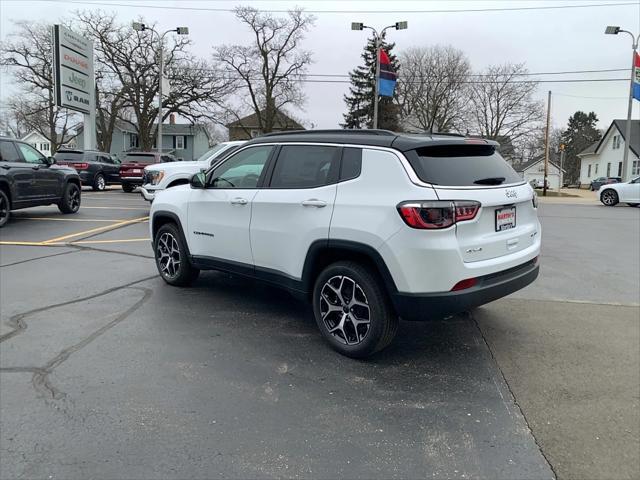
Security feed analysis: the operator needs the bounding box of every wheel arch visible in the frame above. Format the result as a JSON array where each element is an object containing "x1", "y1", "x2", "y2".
[
  {"x1": 301, "y1": 239, "x2": 399, "y2": 298},
  {"x1": 151, "y1": 211, "x2": 191, "y2": 256},
  {"x1": 0, "y1": 180, "x2": 11, "y2": 207}
]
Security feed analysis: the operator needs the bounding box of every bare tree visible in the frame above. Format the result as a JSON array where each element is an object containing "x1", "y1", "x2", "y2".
[
  {"x1": 0, "y1": 21, "x2": 77, "y2": 152},
  {"x1": 214, "y1": 6, "x2": 314, "y2": 134},
  {"x1": 75, "y1": 11, "x2": 235, "y2": 151},
  {"x1": 397, "y1": 45, "x2": 471, "y2": 133},
  {"x1": 465, "y1": 63, "x2": 544, "y2": 144}
]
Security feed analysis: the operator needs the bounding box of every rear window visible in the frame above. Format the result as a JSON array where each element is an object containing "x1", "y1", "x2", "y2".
[
  {"x1": 54, "y1": 151, "x2": 85, "y2": 162},
  {"x1": 123, "y1": 154, "x2": 156, "y2": 164},
  {"x1": 269, "y1": 145, "x2": 340, "y2": 188},
  {"x1": 405, "y1": 144, "x2": 522, "y2": 186}
]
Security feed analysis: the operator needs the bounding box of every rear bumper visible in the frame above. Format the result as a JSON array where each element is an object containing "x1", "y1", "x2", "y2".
[
  {"x1": 120, "y1": 177, "x2": 143, "y2": 184},
  {"x1": 391, "y1": 258, "x2": 539, "y2": 321}
]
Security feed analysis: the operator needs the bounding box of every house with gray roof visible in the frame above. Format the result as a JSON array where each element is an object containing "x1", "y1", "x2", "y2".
[
  {"x1": 75, "y1": 116, "x2": 211, "y2": 161},
  {"x1": 578, "y1": 119, "x2": 639, "y2": 186},
  {"x1": 226, "y1": 109, "x2": 303, "y2": 140}
]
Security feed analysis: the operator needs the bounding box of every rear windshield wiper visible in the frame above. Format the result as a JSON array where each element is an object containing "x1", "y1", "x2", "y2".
[{"x1": 474, "y1": 177, "x2": 505, "y2": 185}]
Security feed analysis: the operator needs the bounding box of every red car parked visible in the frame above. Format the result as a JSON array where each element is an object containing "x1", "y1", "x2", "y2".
[{"x1": 119, "y1": 152, "x2": 177, "y2": 192}]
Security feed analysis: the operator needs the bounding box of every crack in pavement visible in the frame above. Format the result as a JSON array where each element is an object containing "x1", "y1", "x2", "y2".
[
  {"x1": 0, "y1": 276, "x2": 156, "y2": 343},
  {"x1": 0, "y1": 249, "x2": 80, "y2": 268},
  {"x1": 471, "y1": 311, "x2": 559, "y2": 480},
  {"x1": 0, "y1": 286, "x2": 153, "y2": 400}
]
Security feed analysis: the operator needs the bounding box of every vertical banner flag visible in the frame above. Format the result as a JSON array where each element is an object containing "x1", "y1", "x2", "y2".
[
  {"x1": 378, "y1": 49, "x2": 396, "y2": 97},
  {"x1": 633, "y1": 51, "x2": 640, "y2": 101}
]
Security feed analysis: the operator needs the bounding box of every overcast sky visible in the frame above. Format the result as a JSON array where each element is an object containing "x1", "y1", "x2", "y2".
[{"x1": 1, "y1": 0, "x2": 639, "y2": 132}]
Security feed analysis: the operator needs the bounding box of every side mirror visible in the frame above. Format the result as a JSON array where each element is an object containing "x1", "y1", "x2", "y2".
[
  {"x1": 190, "y1": 171, "x2": 206, "y2": 189},
  {"x1": 46, "y1": 156, "x2": 56, "y2": 165}
]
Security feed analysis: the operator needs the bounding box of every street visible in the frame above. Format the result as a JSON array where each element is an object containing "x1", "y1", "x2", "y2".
[{"x1": 0, "y1": 191, "x2": 638, "y2": 479}]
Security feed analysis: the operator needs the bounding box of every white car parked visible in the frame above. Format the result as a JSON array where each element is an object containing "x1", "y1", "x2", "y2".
[
  {"x1": 598, "y1": 176, "x2": 640, "y2": 207},
  {"x1": 149, "y1": 130, "x2": 541, "y2": 357},
  {"x1": 140, "y1": 141, "x2": 245, "y2": 201}
]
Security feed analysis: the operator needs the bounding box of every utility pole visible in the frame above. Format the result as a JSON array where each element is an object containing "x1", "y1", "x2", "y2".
[
  {"x1": 559, "y1": 143, "x2": 566, "y2": 190},
  {"x1": 543, "y1": 90, "x2": 551, "y2": 196},
  {"x1": 351, "y1": 21, "x2": 407, "y2": 129},
  {"x1": 605, "y1": 26, "x2": 639, "y2": 181}
]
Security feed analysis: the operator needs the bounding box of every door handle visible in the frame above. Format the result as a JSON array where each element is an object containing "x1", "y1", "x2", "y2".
[
  {"x1": 1, "y1": 165, "x2": 10, "y2": 170},
  {"x1": 301, "y1": 199, "x2": 327, "y2": 208},
  {"x1": 31, "y1": 165, "x2": 40, "y2": 170},
  {"x1": 230, "y1": 197, "x2": 248, "y2": 205}
]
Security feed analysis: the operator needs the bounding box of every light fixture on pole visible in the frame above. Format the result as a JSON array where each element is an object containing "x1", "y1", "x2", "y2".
[
  {"x1": 351, "y1": 21, "x2": 407, "y2": 129},
  {"x1": 132, "y1": 22, "x2": 189, "y2": 152},
  {"x1": 605, "y1": 25, "x2": 639, "y2": 181}
]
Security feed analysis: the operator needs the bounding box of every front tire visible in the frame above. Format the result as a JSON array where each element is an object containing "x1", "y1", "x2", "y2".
[
  {"x1": 58, "y1": 182, "x2": 81, "y2": 214},
  {"x1": 122, "y1": 183, "x2": 135, "y2": 193},
  {"x1": 93, "y1": 173, "x2": 106, "y2": 191},
  {"x1": 0, "y1": 189, "x2": 10, "y2": 227},
  {"x1": 600, "y1": 189, "x2": 619, "y2": 206},
  {"x1": 312, "y1": 261, "x2": 398, "y2": 358},
  {"x1": 154, "y1": 223, "x2": 200, "y2": 286}
]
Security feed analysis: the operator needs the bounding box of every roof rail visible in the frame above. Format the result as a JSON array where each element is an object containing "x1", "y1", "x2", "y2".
[
  {"x1": 403, "y1": 131, "x2": 467, "y2": 138},
  {"x1": 259, "y1": 129, "x2": 397, "y2": 137}
]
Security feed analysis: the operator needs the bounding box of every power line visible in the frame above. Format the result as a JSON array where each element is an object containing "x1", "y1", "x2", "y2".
[{"x1": 25, "y1": 0, "x2": 640, "y2": 14}]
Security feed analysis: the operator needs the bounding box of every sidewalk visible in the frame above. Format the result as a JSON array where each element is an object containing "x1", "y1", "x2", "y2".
[{"x1": 536, "y1": 188, "x2": 599, "y2": 205}]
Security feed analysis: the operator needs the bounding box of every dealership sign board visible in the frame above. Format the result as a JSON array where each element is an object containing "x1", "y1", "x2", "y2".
[{"x1": 52, "y1": 25, "x2": 94, "y2": 114}]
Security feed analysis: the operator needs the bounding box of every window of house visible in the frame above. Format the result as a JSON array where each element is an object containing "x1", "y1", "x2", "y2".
[
  {"x1": 632, "y1": 160, "x2": 640, "y2": 176},
  {"x1": 250, "y1": 129, "x2": 261, "y2": 138},
  {"x1": 129, "y1": 133, "x2": 139, "y2": 149},
  {"x1": 595, "y1": 164, "x2": 598, "y2": 174},
  {"x1": 618, "y1": 162, "x2": 623, "y2": 176},
  {"x1": 588, "y1": 164, "x2": 592, "y2": 177},
  {"x1": 39, "y1": 143, "x2": 50, "y2": 151},
  {"x1": 175, "y1": 135, "x2": 185, "y2": 150},
  {"x1": 607, "y1": 163, "x2": 611, "y2": 176}
]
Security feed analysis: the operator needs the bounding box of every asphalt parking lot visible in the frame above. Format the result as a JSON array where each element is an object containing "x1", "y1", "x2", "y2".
[{"x1": 0, "y1": 189, "x2": 638, "y2": 479}]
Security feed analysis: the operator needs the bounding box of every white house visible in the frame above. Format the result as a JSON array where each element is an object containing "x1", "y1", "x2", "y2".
[
  {"x1": 20, "y1": 131, "x2": 76, "y2": 156},
  {"x1": 578, "y1": 119, "x2": 639, "y2": 187},
  {"x1": 515, "y1": 158, "x2": 564, "y2": 190}
]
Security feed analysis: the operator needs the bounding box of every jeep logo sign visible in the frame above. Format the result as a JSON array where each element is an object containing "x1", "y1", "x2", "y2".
[{"x1": 52, "y1": 24, "x2": 94, "y2": 114}]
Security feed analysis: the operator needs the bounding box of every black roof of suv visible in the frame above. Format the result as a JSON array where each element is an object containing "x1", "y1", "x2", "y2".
[{"x1": 245, "y1": 129, "x2": 499, "y2": 152}]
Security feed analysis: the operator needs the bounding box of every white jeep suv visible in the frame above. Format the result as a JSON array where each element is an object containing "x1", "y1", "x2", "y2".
[
  {"x1": 140, "y1": 141, "x2": 245, "y2": 201},
  {"x1": 150, "y1": 130, "x2": 541, "y2": 357}
]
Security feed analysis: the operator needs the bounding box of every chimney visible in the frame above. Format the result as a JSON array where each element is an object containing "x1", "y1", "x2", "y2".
[{"x1": 170, "y1": 113, "x2": 176, "y2": 125}]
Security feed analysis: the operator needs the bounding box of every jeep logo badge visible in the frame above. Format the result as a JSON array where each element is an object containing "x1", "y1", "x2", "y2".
[{"x1": 505, "y1": 189, "x2": 518, "y2": 199}]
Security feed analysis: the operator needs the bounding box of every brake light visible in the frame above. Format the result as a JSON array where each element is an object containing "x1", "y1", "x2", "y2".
[
  {"x1": 397, "y1": 201, "x2": 480, "y2": 229},
  {"x1": 72, "y1": 162, "x2": 89, "y2": 170},
  {"x1": 451, "y1": 277, "x2": 477, "y2": 291}
]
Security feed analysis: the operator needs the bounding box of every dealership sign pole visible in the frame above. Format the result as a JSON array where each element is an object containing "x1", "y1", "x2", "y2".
[{"x1": 52, "y1": 25, "x2": 96, "y2": 150}]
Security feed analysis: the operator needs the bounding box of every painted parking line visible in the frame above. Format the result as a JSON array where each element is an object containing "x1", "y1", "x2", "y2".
[
  {"x1": 81, "y1": 206, "x2": 148, "y2": 210},
  {"x1": 42, "y1": 217, "x2": 149, "y2": 244},
  {"x1": 11, "y1": 217, "x2": 130, "y2": 223},
  {"x1": 69, "y1": 238, "x2": 150, "y2": 245}
]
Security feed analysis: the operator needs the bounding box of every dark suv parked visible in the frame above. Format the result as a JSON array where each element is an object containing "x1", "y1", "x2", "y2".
[
  {"x1": 54, "y1": 149, "x2": 121, "y2": 191},
  {"x1": 120, "y1": 152, "x2": 176, "y2": 192},
  {"x1": 590, "y1": 176, "x2": 621, "y2": 191},
  {"x1": 0, "y1": 137, "x2": 81, "y2": 227}
]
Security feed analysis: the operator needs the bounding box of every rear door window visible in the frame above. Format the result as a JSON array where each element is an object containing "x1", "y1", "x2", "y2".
[
  {"x1": 405, "y1": 144, "x2": 522, "y2": 186},
  {"x1": 269, "y1": 145, "x2": 340, "y2": 188},
  {"x1": 0, "y1": 141, "x2": 22, "y2": 162},
  {"x1": 339, "y1": 147, "x2": 362, "y2": 181}
]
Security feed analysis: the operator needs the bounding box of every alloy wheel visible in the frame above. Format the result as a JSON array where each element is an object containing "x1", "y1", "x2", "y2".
[
  {"x1": 96, "y1": 175, "x2": 105, "y2": 190},
  {"x1": 319, "y1": 275, "x2": 371, "y2": 346},
  {"x1": 0, "y1": 194, "x2": 8, "y2": 224},
  {"x1": 156, "y1": 232, "x2": 181, "y2": 279},
  {"x1": 68, "y1": 187, "x2": 80, "y2": 211},
  {"x1": 602, "y1": 190, "x2": 617, "y2": 206}
]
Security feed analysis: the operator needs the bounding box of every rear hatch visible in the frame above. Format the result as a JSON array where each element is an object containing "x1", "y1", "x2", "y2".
[
  {"x1": 405, "y1": 142, "x2": 538, "y2": 262},
  {"x1": 120, "y1": 153, "x2": 158, "y2": 178},
  {"x1": 54, "y1": 151, "x2": 88, "y2": 170}
]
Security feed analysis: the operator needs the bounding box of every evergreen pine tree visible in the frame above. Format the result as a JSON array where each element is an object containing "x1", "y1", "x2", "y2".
[
  {"x1": 342, "y1": 33, "x2": 400, "y2": 130},
  {"x1": 560, "y1": 111, "x2": 602, "y2": 184}
]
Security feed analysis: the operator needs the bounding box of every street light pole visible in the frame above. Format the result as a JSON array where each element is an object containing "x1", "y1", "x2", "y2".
[
  {"x1": 132, "y1": 23, "x2": 189, "y2": 152},
  {"x1": 605, "y1": 26, "x2": 639, "y2": 181},
  {"x1": 351, "y1": 21, "x2": 407, "y2": 129}
]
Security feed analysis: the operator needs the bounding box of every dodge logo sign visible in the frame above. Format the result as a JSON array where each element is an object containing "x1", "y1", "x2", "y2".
[{"x1": 505, "y1": 189, "x2": 518, "y2": 199}]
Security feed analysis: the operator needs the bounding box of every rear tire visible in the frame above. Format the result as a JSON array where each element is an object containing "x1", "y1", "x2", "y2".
[
  {"x1": 122, "y1": 183, "x2": 135, "y2": 193},
  {"x1": 58, "y1": 182, "x2": 81, "y2": 214},
  {"x1": 92, "y1": 173, "x2": 106, "y2": 191},
  {"x1": 0, "y1": 189, "x2": 10, "y2": 227},
  {"x1": 312, "y1": 261, "x2": 398, "y2": 358},
  {"x1": 600, "y1": 189, "x2": 618, "y2": 206},
  {"x1": 154, "y1": 223, "x2": 200, "y2": 286}
]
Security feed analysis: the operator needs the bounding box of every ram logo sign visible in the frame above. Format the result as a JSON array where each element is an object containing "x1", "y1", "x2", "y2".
[{"x1": 52, "y1": 25, "x2": 94, "y2": 114}]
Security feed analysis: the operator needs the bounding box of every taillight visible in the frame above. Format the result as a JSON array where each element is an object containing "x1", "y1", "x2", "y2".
[
  {"x1": 72, "y1": 162, "x2": 89, "y2": 170},
  {"x1": 532, "y1": 191, "x2": 538, "y2": 208},
  {"x1": 397, "y1": 201, "x2": 480, "y2": 229}
]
